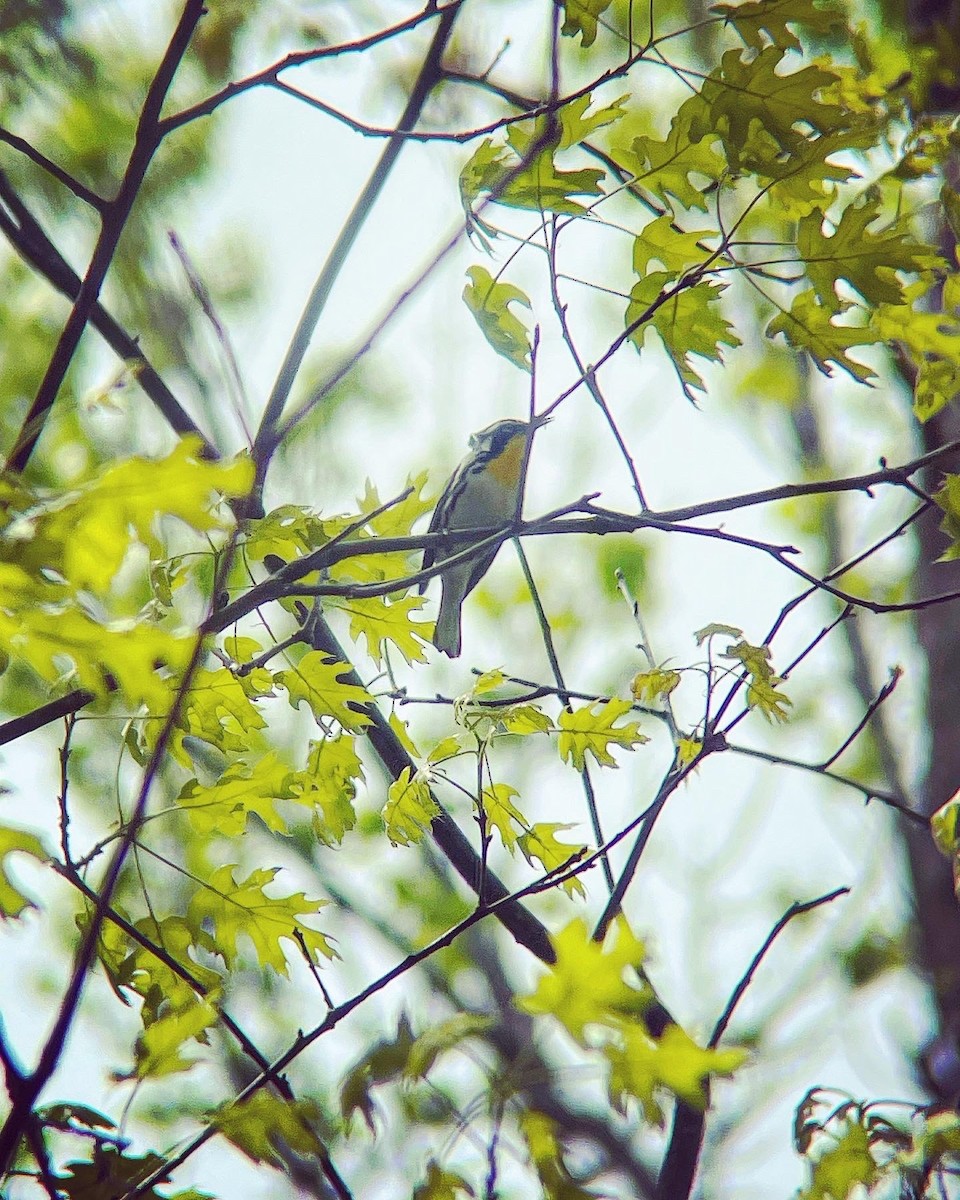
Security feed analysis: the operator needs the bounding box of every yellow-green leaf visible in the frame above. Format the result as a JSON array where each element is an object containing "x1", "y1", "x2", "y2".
[
  {"x1": 480, "y1": 782, "x2": 527, "y2": 852},
  {"x1": 518, "y1": 823, "x2": 586, "y2": 896},
  {"x1": 294, "y1": 737, "x2": 362, "y2": 846},
  {"x1": 463, "y1": 266, "x2": 533, "y2": 371},
  {"x1": 695, "y1": 623, "x2": 743, "y2": 645},
  {"x1": 383, "y1": 767, "x2": 440, "y2": 846},
  {"x1": 133, "y1": 999, "x2": 218, "y2": 1080},
  {"x1": 188, "y1": 865, "x2": 335, "y2": 974},
  {"x1": 518, "y1": 917, "x2": 649, "y2": 1043},
  {"x1": 631, "y1": 668, "x2": 680, "y2": 704},
  {"x1": 214, "y1": 1092, "x2": 329, "y2": 1169},
  {"x1": 277, "y1": 651, "x2": 373, "y2": 730},
  {"x1": 559, "y1": 0, "x2": 614, "y2": 46},
  {"x1": 677, "y1": 737, "x2": 704, "y2": 767},
  {"x1": 413, "y1": 1162, "x2": 475, "y2": 1200},
  {"x1": 632, "y1": 214, "x2": 714, "y2": 276},
  {"x1": 406, "y1": 1013, "x2": 492, "y2": 1080},
  {"x1": 0, "y1": 825, "x2": 46, "y2": 918},
  {"x1": 339, "y1": 593, "x2": 431, "y2": 666},
  {"x1": 627, "y1": 273, "x2": 740, "y2": 395},
  {"x1": 931, "y1": 790, "x2": 960, "y2": 857},
  {"x1": 722, "y1": 640, "x2": 792, "y2": 722},
  {"x1": 800, "y1": 1119, "x2": 878, "y2": 1200},
  {"x1": 606, "y1": 1023, "x2": 746, "y2": 1124},
  {"x1": 557, "y1": 698, "x2": 648, "y2": 770}
]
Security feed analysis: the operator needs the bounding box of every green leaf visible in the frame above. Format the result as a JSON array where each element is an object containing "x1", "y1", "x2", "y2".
[
  {"x1": 293, "y1": 737, "x2": 362, "y2": 846},
  {"x1": 933, "y1": 475, "x2": 960, "y2": 562},
  {"x1": 460, "y1": 128, "x2": 606, "y2": 216},
  {"x1": 606, "y1": 1023, "x2": 746, "y2": 1124},
  {"x1": 406, "y1": 1013, "x2": 493, "y2": 1080},
  {"x1": 413, "y1": 1163, "x2": 475, "y2": 1200},
  {"x1": 943, "y1": 184, "x2": 960, "y2": 242},
  {"x1": 626, "y1": 272, "x2": 741, "y2": 394},
  {"x1": 277, "y1": 651, "x2": 373, "y2": 730},
  {"x1": 214, "y1": 1092, "x2": 329, "y2": 1170},
  {"x1": 557, "y1": 698, "x2": 648, "y2": 769},
  {"x1": 176, "y1": 752, "x2": 294, "y2": 835},
  {"x1": 631, "y1": 668, "x2": 680, "y2": 704},
  {"x1": 173, "y1": 667, "x2": 268, "y2": 761},
  {"x1": 0, "y1": 567, "x2": 195, "y2": 714},
  {"x1": 340, "y1": 1015, "x2": 416, "y2": 1130},
  {"x1": 0, "y1": 825, "x2": 46, "y2": 917},
  {"x1": 497, "y1": 703, "x2": 554, "y2": 735},
  {"x1": 520, "y1": 1110, "x2": 600, "y2": 1200},
  {"x1": 37, "y1": 438, "x2": 251, "y2": 595},
  {"x1": 517, "y1": 823, "x2": 587, "y2": 896},
  {"x1": 558, "y1": 0, "x2": 614, "y2": 47},
  {"x1": 722, "y1": 640, "x2": 792, "y2": 722},
  {"x1": 132, "y1": 998, "x2": 218, "y2": 1079},
  {"x1": 427, "y1": 735, "x2": 462, "y2": 763},
  {"x1": 712, "y1": 0, "x2": 847, "y2": 53},
  {"x1": 558, "y1": 93, "x2": 628, "y2": 148},
  {"x1": 339, "y1": 593, "x2": 431, "y2": 666},
  {"x1": 480, "y1": 782, "x2": 527, "y2": 852},
  {"x1": 241, "y1": 504, "x2": 336, "y2": 564},
  {"x1": 57, "y1": 1147, "x2": 176, "y2": 1200},
  {"x1": 695, "y1": 623, "x2": 743, "y2": 644},
  {"x1": 518, "y1": 917, "x2": 650, "y2": 1045},
  {"x1": 463, "y1": 265, "x2": 533, "y2": 371},
  {"x1": 766, "y1": 289, "x2": 875, "y2": 383},
  {"x1": 800, "y1": 1120, "x2": 878, "y2": 1200},
  {"x1": 697, "y1": 47, "x2": 853, "y2": 169},
  {"x1": 873, "y1": 276, "x2": 960, "y2": 422},
  {"x1": 188, "y1": 865, "x2": 336, "y2": 974},
  {"x1": 632, "y1": 214, "x2": 715, "y2": 276},
  {"x1": 933, "y1": 793, "x2": 960, "y2": 858},
  {"x1": 359, "y1": 470, "x2": 435, "y2": 540},
  {"x1": 620, "y1": 94, "x2": 726, "y2": 212},
  {"x1": 382, "y1": 766, "x2": 440, "y2": 846},
  {"x1": 95, "y1": 913, "x2": 220, "y2": 1024},
  {"x1": 797, "y1": 197, "x2": 942, "y2": 315}
]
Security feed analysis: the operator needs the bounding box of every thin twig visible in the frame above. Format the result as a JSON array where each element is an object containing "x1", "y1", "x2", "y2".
[{"x1": 709, "y1": 887, "x2": 850, "y2": 1048}]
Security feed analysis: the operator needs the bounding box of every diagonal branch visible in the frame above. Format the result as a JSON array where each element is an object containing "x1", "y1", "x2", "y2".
[
  {"x1": 0, "y1": 170, "x2": 215, "y2": 456},
  {"x1": 248, "y1": 2, "x2": 463, "y2": 503},
  {"x1": 7, "y1": 0, "x2": 207, "y2": 474}
]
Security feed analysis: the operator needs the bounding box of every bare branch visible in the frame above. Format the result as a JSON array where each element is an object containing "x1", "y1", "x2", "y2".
[{"x1": 7, "y1": 0, "x2": 208, "y2": 474}]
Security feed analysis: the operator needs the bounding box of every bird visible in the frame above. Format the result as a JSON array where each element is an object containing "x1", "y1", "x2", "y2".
[{"x1": 421, "y1": 417, "x2": 545, "y2": 657}]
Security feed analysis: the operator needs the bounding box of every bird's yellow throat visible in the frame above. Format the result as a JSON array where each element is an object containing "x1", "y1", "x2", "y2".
[{"x1": 486, "y1": 433, "x2": 527, "y2": 487}]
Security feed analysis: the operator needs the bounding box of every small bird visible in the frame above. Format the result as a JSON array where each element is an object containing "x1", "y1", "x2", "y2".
[{"x1": 421, "y1": 418, "x2": 544, "y2": 657}]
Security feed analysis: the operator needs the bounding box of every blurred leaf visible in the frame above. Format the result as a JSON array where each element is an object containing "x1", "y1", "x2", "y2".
[
  {"x1": 518, "y1": 917, "x2": 649, "y2": 1043},
  {"x1": 214, "y1": 1092, "x2": 329, "y2": 1170},
  {"x1": 606, "y1": 1023, "x2": 746, "y2": 1124},
  {"x1": 463, "y1": 266, "x2": 532, "y2": 371},
  {"x1": 558, "y1": 0, "x2": 614, "y2": 46},
  {"x1": 800, "y1": 1120, "x2": 877, "y2": 1200},
  {"x1": 0, "y1": 825, "x2": 46, "y2": 917}
]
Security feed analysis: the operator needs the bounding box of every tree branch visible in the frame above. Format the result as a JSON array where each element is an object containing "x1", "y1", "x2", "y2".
[{"x1": 7, "y1": 0, "x2": 207, "y2": 473}]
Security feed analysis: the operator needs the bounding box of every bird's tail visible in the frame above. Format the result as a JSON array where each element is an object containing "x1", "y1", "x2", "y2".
[{"x1": 433, "y1": 583, "x2": 462, "y2": 657}]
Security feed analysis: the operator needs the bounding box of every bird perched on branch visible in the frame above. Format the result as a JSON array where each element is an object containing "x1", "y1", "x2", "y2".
[{"x1": 421, "y1": 417, "x2": 546, "y2": 657}]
